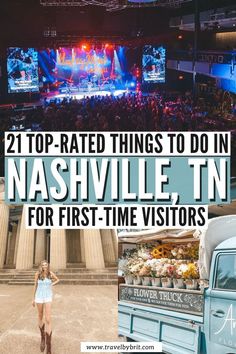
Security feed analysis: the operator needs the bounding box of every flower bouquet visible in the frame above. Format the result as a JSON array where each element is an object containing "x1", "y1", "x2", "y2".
[{"x1": 170, "y1": 243, "x2": 199, "y2": 260}]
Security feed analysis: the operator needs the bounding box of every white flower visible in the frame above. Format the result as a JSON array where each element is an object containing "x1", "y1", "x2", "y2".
[{"x1": 177, "y1": 264, "x2": 188, "y2": 274}]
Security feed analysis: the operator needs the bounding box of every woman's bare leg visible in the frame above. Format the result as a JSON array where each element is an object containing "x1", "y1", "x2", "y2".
[
  {"x1": 37, "y1": 303, "x2": 44, "y2": 328},
  {"x1": 45, "y1": 302, "x2": 52, "y2": 334}
]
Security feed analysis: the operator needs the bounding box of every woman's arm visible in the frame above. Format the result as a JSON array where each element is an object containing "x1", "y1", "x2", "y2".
[
  {"x1": 32, "y1": 272, "x2": 39, "y2": 307},
  {"x1": 50, "y1": 271, "x2": 60, "y2": 286}
]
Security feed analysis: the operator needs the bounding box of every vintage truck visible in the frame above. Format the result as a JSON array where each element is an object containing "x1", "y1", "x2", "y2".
[{"x1": 118, "y1": 215, "x2": 236, "y2": 354}]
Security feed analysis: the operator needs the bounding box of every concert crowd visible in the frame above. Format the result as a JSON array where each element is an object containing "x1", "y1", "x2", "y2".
[{"x1": 1, "y1": 91, "x2": 235, "y2": 132}]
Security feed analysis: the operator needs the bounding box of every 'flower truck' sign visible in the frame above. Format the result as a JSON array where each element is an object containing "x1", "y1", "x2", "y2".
[{"x1": 119, "y1": 284, "x2": 204, "y2": 315}]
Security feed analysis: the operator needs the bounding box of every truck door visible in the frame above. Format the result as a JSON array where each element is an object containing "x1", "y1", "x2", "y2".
[{"x1": 206, "y1": 252, "x2": 236, "y2": 354}]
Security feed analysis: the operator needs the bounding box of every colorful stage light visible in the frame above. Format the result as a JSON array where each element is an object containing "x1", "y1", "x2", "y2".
[
  {"x1": 136, "y1": 68, "x2": 140, "y2": 78},
  {"x1": 136, "y1": 82, "x2": 141, "y2": 92},
  {"x1": 82, "y1": 44, "x2": 88, "y2": 50}
]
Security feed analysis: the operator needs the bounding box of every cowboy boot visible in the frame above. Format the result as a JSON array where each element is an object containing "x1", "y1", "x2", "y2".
[
  {"x1": 46, "y1": 332, "x2": 52, "y2": 354},
  {"x1": 39, "y1": 324, "x2": 46, "y2": 352}
]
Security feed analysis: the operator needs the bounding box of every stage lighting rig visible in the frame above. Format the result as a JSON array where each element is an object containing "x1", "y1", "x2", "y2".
[
  {"x1": 40, "y1": 0, "x2": 85, "y2": 6},
  {"x1": 157, "y1": 0, "x2": 192, "y2": 7},
  {"x1": 40, "y1": 0, "x2": 192, "y2": 12},
  {"x1": 43, "y1": 27, "x2": 57, "y2": 37}
]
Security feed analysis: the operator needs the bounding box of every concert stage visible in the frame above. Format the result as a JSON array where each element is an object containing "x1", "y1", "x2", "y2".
[{"x1": 44, "y1": 89, "x2": 127, "y2": 103}]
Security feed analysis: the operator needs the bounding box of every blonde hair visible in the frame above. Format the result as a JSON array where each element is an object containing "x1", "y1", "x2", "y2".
[{"x1": 38, "y1": 260, "x2": 51, "y2": 280}]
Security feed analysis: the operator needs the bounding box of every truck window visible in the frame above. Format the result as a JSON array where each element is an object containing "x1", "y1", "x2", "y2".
[{"x1": 215, "y1": 254, "x2": 236, "y2": 290}]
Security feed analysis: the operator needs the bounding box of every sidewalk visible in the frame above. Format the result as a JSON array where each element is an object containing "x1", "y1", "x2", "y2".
[{"x1": 0, "y1": 284, "x2": 119, "y2": 354}]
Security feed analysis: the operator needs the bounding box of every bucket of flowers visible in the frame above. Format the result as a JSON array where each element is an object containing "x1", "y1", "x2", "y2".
[
  {"x1": 118, "y1": 258, "x2": 133, "y2": 284},
  {"x1": 161, "y1": 260, "x2": 175, "y2": 288},
  {"x1": 119, "y1": 248, "x2": 138, "y2": 285},
  {"x1": 173, "y1": 261, "x2": 187, "y2": 289},
  {"x1": 130, "y1": 261, "x2": 144, "y2": 285},
  {"x1": 139, "y1": 264, "x2": 152, "y2": 286},
  {"x1": 182, "y1": 262, "x2": 199, "y2": 290},
  {"x1": 146, "y1": 259, "x2": 162, "y2": 287}
]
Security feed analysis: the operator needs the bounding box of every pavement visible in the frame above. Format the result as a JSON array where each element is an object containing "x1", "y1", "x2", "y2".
[{"x1": 0, "y1": 284, "x2": 120, "y2": 354}]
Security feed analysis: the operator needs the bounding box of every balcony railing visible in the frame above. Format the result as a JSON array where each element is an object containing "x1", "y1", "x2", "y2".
[{"x1": 167, "y1": 50, "x2": 236, "y2": 64}]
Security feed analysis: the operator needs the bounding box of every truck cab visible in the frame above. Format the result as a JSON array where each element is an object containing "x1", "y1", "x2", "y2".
[
  {"x1": 118, "y1": 216, "x2": 236, "y2": 354},
  {"x1": 204, "y1": 237, "x2": 236, "y2": 354}
]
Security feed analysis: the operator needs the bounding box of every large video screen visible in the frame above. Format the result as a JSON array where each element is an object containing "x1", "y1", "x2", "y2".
[
  {"x1": 7, "y1": 47, "x2": 39, "y2": 93},
  {"x1": 142, "y1": 45, "x2": 166, "y2": 84}
]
